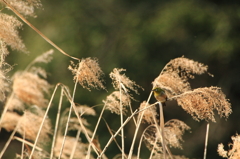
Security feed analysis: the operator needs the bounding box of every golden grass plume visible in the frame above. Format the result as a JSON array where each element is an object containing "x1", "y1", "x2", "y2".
[
  {"x1": 54, "y1": 135, "x2": 93, "y2": 159},
  {"x1": 139, "y1": 101, "x2": 157, "y2": 124},
  {"x1": 0, "y1": 110, "x2": 51, "y2": 145},
  {"x1": 0, "y1": 13, "x2": 26, "y2": 52},
  {"x1": 174, "y1": 86, "x2": 232, "y2": 122},
  {"x1": 1, "y1": 0, "x2": 42, "y2": 17},
  {"x1": 218, "y1": 134, "x2": 240, "y2": 159},
  {"x1": 103, "y1": 91, "x2": 131, "y2": 115},
  {"x1": 69, "y1": 57, "x2": 105, "y2": 91},
  {"x1": 153, "y1": 57, "x2": 209, "y2": 97},
  {"x1": 12, "y1": 71, "x2": 51, "y2": 108},
  {"x1": 144, "y1": 119, "x2": 190, "y2": 153},
  {"x1": 110, "y1": 68, "x2": 142, "y2": 94}
]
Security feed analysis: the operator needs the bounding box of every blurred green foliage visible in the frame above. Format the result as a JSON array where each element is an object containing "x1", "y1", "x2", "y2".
[{"x1": 6, "y1": 0, "x2": 240, "y2": 158}]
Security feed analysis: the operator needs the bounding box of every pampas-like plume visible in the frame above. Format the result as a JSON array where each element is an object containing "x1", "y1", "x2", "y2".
[
  {"x1": 174, "y1": 87, "x2": 232, "y2": 122},
  {"x1": 54, "y1": 136, "x2": 93, "y2": 159},
  {"x1": 139, "y1": 101, "x2": 157, "y2": 124},
  {"x1": 1, "y1": 0, "x2": 42, "y2": 17},
  {"x1": 12, "y1": 71, "x2": 51, "y2": 107},
  {"x1": 110, "y1": 68, "x2": 142, "y2": 94},
  {"x1": 151, "y1": 154, "x2": 189, "y2": 159},
  {"x1": 218, "y1": 134, "x2": 240, "y2": 159},
  {"x1": 60, "y1": 104, "x2": 95, "y2": 135},
  {"x1": 103, "y1": 91, "x2": 131, "y2": 115},
  {"x1": 153, "y1": 57, "x2": 208, "y2": 98},
  {"x1": 69, "y1": 57, "x2": 105, "y2": 91},
  {"x1": 164, "y1": 119, "x2": 190, "y2": 149},
  {"x1": 144, "y1": 119, "x2": 190, "y2": 152},
  {"x1": 0, "y1": 110, "x2": 51, "y2": 145},
  {"x1": 0, "y1": 13, "x2": 26, "y2": 52}
]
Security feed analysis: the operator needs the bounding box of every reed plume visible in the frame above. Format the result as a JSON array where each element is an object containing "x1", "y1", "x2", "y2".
[
  {"x1": 54, "y1": 136, "x2": 93, "y2": 159},
  {"x1": 110, "y1": 68, "x2": 142, "y2": 94},
  {"x1": 153, "y1": 57, "x2": 209, "y2": 98},
  {"x1": 0, "y1": 110, "x2": 51, "y2": 145},
  {"x1": 0, "y1": 0, "x2": 42, "y2": 17},
  {"x1": 218, "y1": 134, "x2": 240, "y2": 159},
  {"x1": 174, "y1": 87, "x2": 231, "y2": 122},
  {"x1": 12, "y1": 71, "x2": 51, "y2": 108},
  {"x1": 103, "y1": 91, "x2": 131, "y2": 115},
  {"x1": 69, "y1": 57, "x2": 105, "y2": 91},
  {"x1": 153, "y1": 57, "x2": 231, "y2": 122},
  {"x1": 0, "y1": 13, "x2": 26, "y2": 52},
  {"x1": 144, "y1": 119, "x2": 190, "y2": 154},
  {"x1": 139, "y1": 101, "x2": 157, "y2": 124}
]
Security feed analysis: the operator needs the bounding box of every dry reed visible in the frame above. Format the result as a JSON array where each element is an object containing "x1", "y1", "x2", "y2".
[
  {"x1": 174, "y1": 87, "x2": 232, "y2": 122},
  {"x1": 12, "y1": 71, "x2": 51, "y2": 108},
  {"x1": 0, "y1": 0, "x2": 235, "y2": 158},
  {"x1": 69, "y1": 57, "x2": 105, "y2": 91},
  {"x1": 218, "y1": 134, "x2": 240, "y2": 159}
]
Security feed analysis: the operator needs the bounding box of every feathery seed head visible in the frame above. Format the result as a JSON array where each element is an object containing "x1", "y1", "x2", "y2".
[
  {"x1": 110, "y1": 68, "x2": 142, "y2": 94},
  {"x1": 175, "y1": 87, "x2": 232, "y2": 122},
  {"x1": 54, "y1": 136, "x2": 92, "y2": 158},
  {"x1": 0, "y1": 13, "x2": 26, "y2": 52},
  {"x1": 153, "y1": 57, "x2": 209, "y2": 97},
  {"x1": 218, "y1": 134, "x2": 240, "y2": 159},
  {"x1": 103, "y1": 91, "x2": 131, "y2": 115},
  {"x1": 69, "y1": 57, "x2": 105, "y2": 91},
  {"x1": 1, "y1": 0, "x2": 42, "y2": 17},
  {"x1": 139, "y1": 101, "x2": 157, "y2": 124},
  {"x1": 13, "y1": 71, "x2": 51, "y2": 107},
  {"x1": 0, "y1": 111, "x2": 51, "y2": 145}
]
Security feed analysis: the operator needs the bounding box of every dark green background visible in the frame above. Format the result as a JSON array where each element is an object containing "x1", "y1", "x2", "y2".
[{"x1": 6, "y1": 0, "x2": 240, "y2": 158}]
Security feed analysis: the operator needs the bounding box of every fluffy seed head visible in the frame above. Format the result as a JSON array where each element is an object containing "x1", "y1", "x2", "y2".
[
  {"x1": 0, "y1": 111, "x2": 51, "y2": 145},
  {"x1": 218, "y1": 134, "x2": 240, "y2": 159},
  {"x1": 175, "y1": 87, "x2": 232, "y2": 122},
  {"x1": 12, "y1": 71, "x2": 51, "y2": 107},
  {"x1": 153, "y1": 57, "x2": 209, "y2": 97},
  {"x1": 103, "y1": 91, "x2": 131, "y2": 115},
  {"x1": 139, "y1": 101, "x2": 157, "y2": 124},
  {"x1": 54, "y1": 136, "x2": 93, "y2": 159},
  {"x1": 144, "y1": 119, "x2": 190, "y2": 154},
  {"x1": 110, "y1": 68, "x2": 142, "y2": 94},
  {"x1": 0, "y1": 13, "x2": 26, "y2": 52},
  {"x1": 69, "y1": 57, "x2": 105, "y2": 91},
  {"x1": 1, "y1": 0, "x2": 42, "y2": 17}
]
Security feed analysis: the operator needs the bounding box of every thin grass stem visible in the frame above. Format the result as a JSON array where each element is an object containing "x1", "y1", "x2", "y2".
[
  {"x1": 102, "y1": 118, "x2": 126, "y2": 158},
  {"x1": 98, "y1": 109, "x2": 138, "y2": 159},
  {"x1": 29, "y1": 83, "x2": 62, "y2": 159},
  {"x1": 50, "y1": 86, "x2": 65, "y2": 159},
  {"x1": 87, "y1": 103, "x2": 107, "y2": 157},
  {"x1": 203, "y1": 123, "x2": 210, "y2": 159},
  {"x1": 1, "y1": 0, "x2": 80, "y2": 61},
  {"x1": 0, "y1": 93, "x2": 14, "y2": 132},
  {"x1": 70, "y1": 129, "x2": 82, "y2": 159},
  {"x1": 0, "y1": 116, "x2": 22, "y2": 158},
  {"x1": 58, "y1": 75, "x2": 80, "y2": 158},
  {"x1": 159, "y1": 102, "x2": 166, "y2": 159},
  {"x1": 119, "y1": 82, "x2": 125, "y2": 159},
  {"x1": 127, "y1": 91, "x2": 154, "y2": 159},
  {"x1": 137, "y1": 125, "x2": 155, "y2": 159}
]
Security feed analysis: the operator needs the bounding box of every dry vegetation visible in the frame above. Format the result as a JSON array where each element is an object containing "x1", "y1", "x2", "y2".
[{"x1": 0, "y1": 0, "x2": 236, "y2": 159}]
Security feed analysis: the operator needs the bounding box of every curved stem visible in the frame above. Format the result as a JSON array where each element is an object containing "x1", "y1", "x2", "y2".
[{"x1": 1, "y1": 0, "x2": 80, "y2": 61}]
